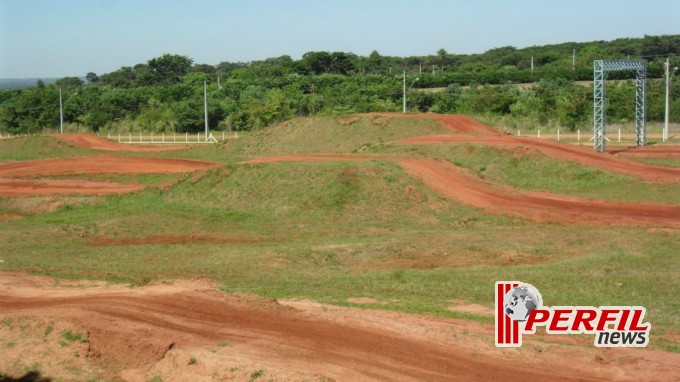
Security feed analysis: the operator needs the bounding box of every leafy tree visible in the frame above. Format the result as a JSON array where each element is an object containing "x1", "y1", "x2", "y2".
[
  {"x1": 56, "y1": 76, "x2": 83, "y2": 88},
  {"x1": 86, "y1": 72, "x2": 99, "y2": 84},
  {"x1": 147, "y1": 54, "x2": 193, "y2": 86}
]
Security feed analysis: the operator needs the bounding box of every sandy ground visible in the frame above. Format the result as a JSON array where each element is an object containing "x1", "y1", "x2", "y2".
[{"x1": 1, "y1": 273, "x2": 678, "y2": 381}]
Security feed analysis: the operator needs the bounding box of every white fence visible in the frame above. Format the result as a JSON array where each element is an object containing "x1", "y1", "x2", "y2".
[{"x1": 111, "y1": 131, "x2": 237, "y2": 144}]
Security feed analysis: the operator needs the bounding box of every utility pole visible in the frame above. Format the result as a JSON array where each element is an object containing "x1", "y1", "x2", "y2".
[
  {"x1": 204, "y1": 80, "x2": 209, "y2": 138},
  {"x1": 59, "y1": 87, "x2": 63, "y2": 134},
  {"x1": 402, "y1": 70, "x2": 406, "y2": 113},
  {"x1": 664, "y1": 58, "x2": 677, "y2": 141},
  {"x1": 419, "y1": 62, "x2": 422, "y2": 75},
  {"x1": 432, "y1": 65, "x2": 435, "y2": 75},
  {"x1": 531, "y1": 55, "x2": 534, "y2": 74},
  {"x1": 572, "y1": 49, "x2": 576, "y2": 71}
]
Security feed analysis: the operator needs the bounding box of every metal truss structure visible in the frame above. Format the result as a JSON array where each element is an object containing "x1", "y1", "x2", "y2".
[{"x1": 593, "y1": 60, "x2": 647, "y2": 152}]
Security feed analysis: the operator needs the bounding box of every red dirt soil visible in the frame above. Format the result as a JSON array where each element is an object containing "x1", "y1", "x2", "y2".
[
  {"x1": 0, "y1": 178, "x2": 143, "y2": 196},
  {"x1": 398, "y1": 135, "x2": 680, "y2": 183},
  {"x1": 243, "y1": 154, "x2": 679, "y2": 227},
  {"x1": 2, "y1": 273, "x2": 677, "y2": 381},
  {"x1": 51, "y1": 133, "x2": 193, "y2": 152},
  {"x1": 398, "y1": 157, "x2": 680, "y2": 226},
  {"x1": 0, "y1": 155, "x2": 218, "y2": 177},
  {"x1": 361, "y1": 113, "x2": 504, "y2": 135},
  {"x1": 609, "y1": 145, "x2": 680, "y2": 158}
]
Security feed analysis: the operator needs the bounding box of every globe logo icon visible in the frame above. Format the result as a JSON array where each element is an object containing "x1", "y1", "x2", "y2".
[{"x1": 504, "y1": 284, "x2": 542, "y2": 322}]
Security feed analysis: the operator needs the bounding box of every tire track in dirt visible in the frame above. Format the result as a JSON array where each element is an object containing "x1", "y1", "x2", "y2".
[
  {"x1": 0, "y1": 156, "x2": 218, "y2": 196},
  {"x1": 360, "y1": 113, "x2": 504, "y2": 135},
  {"x1": 244, "y1": 154, "x2": 679, "y2": 227},
  {"x1": 0, "y1": 274, "x2": 614, "y2": 381},
  {"x1": 0, "y1": 156, "x2": 218, "y2": 177},
  {"x1": 398, "y1": 135, "x2": 680, "y2": 183},
  {"x1": 0, "y1": 178, "x2": 144, "y2": 196},
  {"x1": 609, "y1": 146, "x2": 680, "y2": 158},
  {"x1": 397, "y1": 157, "x2": 680, "y2": 226},
  {"x1": 50, "y1": 133, "x2": 193, "y2": 152}
]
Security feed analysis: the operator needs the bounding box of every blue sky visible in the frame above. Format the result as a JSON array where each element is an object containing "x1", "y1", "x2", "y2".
[{"x1": 0, "y1": 0, "x2": 678, "y2": 78}]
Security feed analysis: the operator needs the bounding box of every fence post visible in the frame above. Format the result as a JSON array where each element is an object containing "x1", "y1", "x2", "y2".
[
  {"x1": 139, "y1": 132, "x2": 142, "y2": 142},
  {"x1": 618, "y1": 129, "x2": 621, "y2": 142},
  {"x1": 517, "y1": 129, "x2": 520, "y2": 136},
  {"x1": 185, "y1": 132, "x2": 188, "y2": 143},
  {"x1": 578, "y1": 129, "x2": 580, "y2": 141},
  {"x1": 118, "y1": 133, "x2": 120, "y2": 143},
  {"x1": 537, "y1": 129, "x2": 540, "y2": 139},
  {"x1": 129, "y1": 133, "x2": 131, "y2": 143},
  {"x1": 197, "y1": 132, "x2": 199, "y2": 142},
  {"x1": 557, "y1": 129, "x2": 560, "y2": 141},
  {"x1": 151, "y1": 132, "x2": 154, "y2": 143}
]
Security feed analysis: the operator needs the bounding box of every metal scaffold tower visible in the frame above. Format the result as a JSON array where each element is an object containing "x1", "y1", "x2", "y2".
[{"x1": 593, "y1": 60, "x2": 647, "y2": 152}]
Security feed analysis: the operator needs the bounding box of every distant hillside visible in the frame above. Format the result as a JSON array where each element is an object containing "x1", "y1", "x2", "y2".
[{"x1": 0, "y1": 78, "x2": 58, "y2": 89}]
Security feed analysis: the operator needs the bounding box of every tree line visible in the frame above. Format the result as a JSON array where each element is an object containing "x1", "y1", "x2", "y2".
[{"x1": 1, "y1": 34, "x2": 679, "y2": 134}]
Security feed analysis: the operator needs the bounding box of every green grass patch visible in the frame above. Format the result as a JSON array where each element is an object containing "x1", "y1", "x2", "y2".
[
  {"x1": 0, "y1": 135, "x2": 98, "y2": 162},
  {"x1": 229, "y1": 115, "x2": 447, "y2": 156},
  {"x1": 60, "y1": 330, "x2": 88, "y2": 344}
]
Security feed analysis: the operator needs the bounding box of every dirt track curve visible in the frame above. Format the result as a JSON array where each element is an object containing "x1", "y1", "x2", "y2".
[
  {"x1": 0, "y1": 156, "x2": 218, "y2": 195},
  {"x1": 52, "y1": 133, "x2": 193, "y2": 152},
  {"x1": 398, "y1": 135, "x2": 680, "y2": 183},
  {"x1": 3, "y1": 273, "x2": 676, "y2": 381},
  {"x1": 398, "y1": 157, "x2": 680, "y2": 226}
]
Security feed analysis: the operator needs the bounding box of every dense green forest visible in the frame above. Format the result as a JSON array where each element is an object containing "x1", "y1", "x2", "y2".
[{"x1": 1, "y1": 34, "x2": 679, "y2": 134}]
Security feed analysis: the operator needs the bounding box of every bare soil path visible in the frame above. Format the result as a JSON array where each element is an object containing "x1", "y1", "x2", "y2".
[
  {"x1": 2, "y1": 273, "x2": 676, "y2": 381},
  {"x1": 398, "y1": 157, "x2": 680, "y2": 226},
  {"x1": 0, "y1": 155, "x2": 217, "y2": 177},
  {"x1": 398, "y1": 135, "x2": 680, "y2": 183}
]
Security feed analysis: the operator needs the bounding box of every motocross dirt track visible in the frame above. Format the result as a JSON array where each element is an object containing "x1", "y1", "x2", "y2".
[
  {"x1": 0, "y1": 155, "x2": 218, "y2": 177},
  {"x1": 398, "y1": 157, "x2": 680, "y2": 226},
  {"x1": 51, "y1": 133, "x2": 193, "y2": 152},
  {"x1": 2, "y1": 116, "x2": 680, "y2": 380},
  {"x1": 397, "y1": 135, "x2": 680, "y2": 183},
  {"x1": 2, "y1": 273, "x2": 678, "y2": 381},
  {"x1": 0, "y1": 155, "x2": 218, "y2": 195},
  {"x1": 609, "y1": 145, "x2": 680, "y2": 158},
  {"x1": 0, "y1": 178, "x2": 144, "y2": 195}
]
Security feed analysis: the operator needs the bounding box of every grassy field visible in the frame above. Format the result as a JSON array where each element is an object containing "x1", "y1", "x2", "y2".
[{"x1": 1, "y1": 115, "x2": 679, "y2": 352}]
